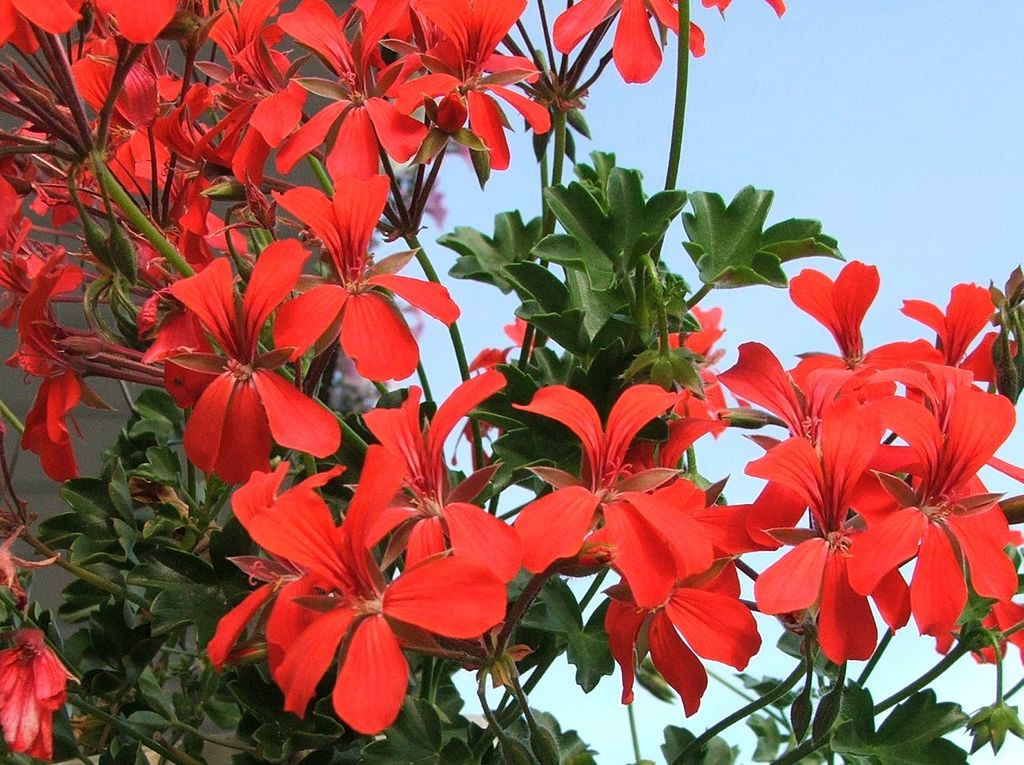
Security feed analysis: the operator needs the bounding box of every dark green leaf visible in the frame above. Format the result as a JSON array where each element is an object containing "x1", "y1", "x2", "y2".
[
  {"x1": 442, "y1": 212, "x2": 542, "y2": 292},
  {"x1": 566, "y1": 601, "x2": 613, "y2": 693}
]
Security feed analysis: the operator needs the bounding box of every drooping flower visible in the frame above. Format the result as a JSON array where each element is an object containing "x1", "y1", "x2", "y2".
[
  {"x1": 0, "y1": 629, "x2": 74, "y2": 760},
  {"x1": 606, "y1": 570, "x2": 760, "y2": 716},
  {"x1": 274, "y1": 174, "x2": 459, "y2": 381},
  {"x1": 163, "y1": 241, "x2": 341, "y2": 484}
]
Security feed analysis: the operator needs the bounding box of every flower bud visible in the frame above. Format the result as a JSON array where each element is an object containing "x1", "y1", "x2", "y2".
[
  {"x1": 969, "y1": 702, "x2": 1024, "y2": 754},
  {"x1": 436, "y1": 93, "x2": 468, "y2": 133}
]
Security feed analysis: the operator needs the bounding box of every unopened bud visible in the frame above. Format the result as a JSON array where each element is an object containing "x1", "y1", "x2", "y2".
[
  {"x1": 436, "y1": 93, "x2": 468, "y2": 133},
  {"x1": 969, "y1": 702, "x2": 1024, "y2": 754},
  {"x1": 158, "y1": 11, "x2": 203, "y2": 41}
]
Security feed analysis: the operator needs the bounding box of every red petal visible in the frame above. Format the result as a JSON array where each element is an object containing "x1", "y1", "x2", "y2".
[
  {"x1": 602, "y1": 502, "x2": 678, "y2": 608},
  {"x1": 251, "y1": 84, "x2": 306, "y2": 149},
  {"x1": 613, "y1": 0, "x2": 663, "y2": 84},
  {"x1": 444, "y1": 501, "x2": 523, "y2": 583},
  {"x1": 341, "y1": 292, "x2": 419, "y2": 381},
  {"x1": 12, "y1": 0, "x2": 80, "y2": 35},
  {"x1": 207, "y1": 585, "x2": 273, "y2": 669},
  {"x1": 872, "y1": 568, "x2": 911, "y2": 632},
  {"x1": 489, "y1": 85, "x2": 551, "y2": 133},
  {"x1": 169, "y1": 258, "x2": 241, "y2": 358},
  {"x1": 21, "y1": 374, "x2": 80, "y2": 481},
  {"x1": 333, "y1": 616, "x2": 407, "y2": 734},
  {"x1": 514, "y1": 386, "x2": 603, "y2": 473},
  {"x1": 603, "y1": 385, "x2": 678, "y2": 471},
  {"x1": 552, "y1": 0, "x2": 618, "y2": 54},
  {"x1": 818, "y1": 554, "x2": 876, "y2": 662},
  {"x1": 278, "y1": 0, "x2": 351, "y2": 73},
  {"x1": 746, "y1": 436, "x2": 823, "y2": 512},
  {"x1": 274, "y1": 186, "x2": 344, "y2": 263},
  {"x1": 948, "y1": 511, "x2": 1017, "y2": 601},
  {"x1": 426, "y1": 370, "x2": 505, "y2": 469},
  {"x1": 789, "y1": 262, "x2": 878, "y2": 361},
  {"x1": 384, "y1": 556, "x2": 506, "y2": 637},
  {"x1": 184, "y1": 375, "x2": 272, "y2": 484},
  {"x1": 241, "y1": 239, "x2": 308, "y2": 347},
  {"x1": 326, "y1": 107, "x2": 382, "y2": 180},
  {"x1": 273, "y1": 285, "x2": 348, "y2": 360},
  {"x1": 467, "y1": 90, "x2": 511, "y2": 171},
  {"x1": 275, "y1": 100, "x2": 347, "y2": 174},
  {"x1": 273, "y1": 607, "x2": 353, "y2": 717},
  {"x1": 364, "y1": 97, "x2": 428, "y2": 165},
  {"x1": 514, "y1": 486, "x2": 600, "y2": 573},
  {"x1": 369, "y1": 273, "x2": 461, "y2": 326},
  {"x1": 605, "y1": 598, "x2": 648, "y2": 704},
  {"x1": 648, "y1": 611, "x2": 708, "y2": 717},
  {"x1": 666, "y1": 588, "x2": 761, "y2": 669},
  {"x1": 343, "y1": 445, "x2": 407, "y2": 555},
  {"x1": 911, "y1": 524, "x2": 966, "y2": 637},
  {"x1": 754, "y1": 537, "x2": 828, "y2": 614},
  {"x1": 96, "y1": 0, "x2": 176, "y2": 43},
  {"x1": 251, "y1": 370, "x2": 340, "y2": 458},
  {"x1": 332, "y1": 174, "x2": 390, "y2": 272},
  {"x1": 847, "y1": 509, "x2": 926, "y2": 596},
  {"x1": 719, "y1": 343, "x2": 804, "y2": 435}
]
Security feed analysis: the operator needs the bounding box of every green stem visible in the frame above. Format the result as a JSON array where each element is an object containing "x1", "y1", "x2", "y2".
[
  {"x1": 92, "y1": 153, "x2": 194, "y2": 278},
  {"x1": 664, "y1": 0, "x2": 690, "y2": 194},
  {"x1": 22, "y1": 532, "x2": 152, "y2": 613},
  {"x1": 875, "y1": 641, "x2": 970, "y2": 713},
  {"x1": 856, "y1": 630, "x2": 892, "y2": 686},
  {"x1": 0, "y1": 398, "x2": 25, "y2": 434},
  {"x1": 644, "y1": 254, "x2": 671, "y2": 353},
  {"x1": 628, "y1": 702, "x2": 643, "y2": 763},
  {"x1": 416, "y1": 361, "x2": 434, "y2": 402},
  {"x1": 337, "y1": 415, "x2": 370, "y2": 455},
  {"x1": 1005, "y1": 676, "x2": 1024, "y2": 701},
  {"x1": 307, "y1": 154, "x2": 335, "y2": 195},
  {"x1": 675, "y1": 661, "x2": 804, "y2": 765},
  {"x1": 706, "y1": 668, "x2": 790, "y2": 730},
  {"x1": 685, "y1": 282, "x2": 713, "y2": 310},
  {"x1": 540, "y1": 110, "x2": 568, "y2": 238},
  {"x1": 578, "y1": 568, "x2": 609, "y2": 611},
  {"x1": 71, "y1": 697, "x2": 205, "y2": 765}
]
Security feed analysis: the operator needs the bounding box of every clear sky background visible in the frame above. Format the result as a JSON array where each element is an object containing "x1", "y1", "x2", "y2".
[{"x1": 421, "y1": 3, "x2": 1024, "y2": 763}]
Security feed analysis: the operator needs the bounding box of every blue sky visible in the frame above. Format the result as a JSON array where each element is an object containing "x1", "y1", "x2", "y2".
[{"x1": 426, "y1": 3, "x2": 1024, "y2": 763}]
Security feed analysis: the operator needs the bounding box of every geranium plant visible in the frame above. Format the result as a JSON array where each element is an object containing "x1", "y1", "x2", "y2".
[{"x1": 1, "y1": 2, "x2": 1023, "y2": 764}]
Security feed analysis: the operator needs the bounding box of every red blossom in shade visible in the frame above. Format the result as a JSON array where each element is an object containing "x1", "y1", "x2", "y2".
[
  {"x1": 275, "y1": 0, "x2": 426, "y2": 178},
  {"x1": 902, "y1": 282, "x2": 999, "y2": 383},
  {"x1": 274, "y1": 175, "x2": 459, "y2": 381},
  {"x1": 211, "y1": 449, "x2": 507, "y2": 734},
  {"x1": 402, "y1": 0, "x2": 551, "y2": 171},
  {"x1": 748, "y1": 397, "x2": 910, "y2": 663},
  {"x1": 553, "y1": 0, "x2": 705, "y2": 84},
  {"x1": 362, "y1": 371, "x2": 522, "y2": 580},
  {"x1": 6, "y1": 252, "x2": 85, "y2": 480},
  {"x1": 606, "y1": 570, "x2": 761, "y2": 716},
  {"x1": 163, "y1": 241, "x2": 341, "y2": 484},
  {"x1": 0, "y1": 629, "x2": 74, "y2": 760},
  {"x1": 847, "y1": 371, "x2": 1018, "y2": 639}
]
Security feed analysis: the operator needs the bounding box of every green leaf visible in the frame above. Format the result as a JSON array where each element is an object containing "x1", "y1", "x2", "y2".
[
  {"x1": 360, "y1": 697, "x2": 445, "y2": 765},
  {"x1": 442, "y1": 212, "x2": 542, "y2": 292},
  {"x1": 747, "y1": 714, "x2": 783, "y2": 762},
  {"x1": 566, "y1": 602, "x2": 613, "y2": 693},
  {"x1": 831, "y1": 686, "x2": 968, "y2": 765},
  {"x1": 662, "y1": 726, "x2": 736, "y2": 765},
  {"x1": 521, "y1": 578, "x2": 582, "y2": 634},
  {"x1": 682, "y1": 186, "x2": 841, "y2": 288}
]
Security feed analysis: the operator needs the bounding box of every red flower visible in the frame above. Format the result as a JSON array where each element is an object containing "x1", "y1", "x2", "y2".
[
  {"x1": 606, "y1": 570, "x2": 760, "y2": 716},
  {"x1": 213, "y1": 449, "x2": 507, "y2": 733},
  {"x1": 847, "y1": 370, "x2": 1018, "y2": 639},
  {"x1": 0, "y1": 629, "x2": 74, "y2": 760},
  {"x1": 402, "y1": 0, "x2": 551, "y2": 171},
  {"x1": 788, "y1": 262, "x2": 942, "y2": 382},
  {"x1": 274, "y1": 175, "x2": 459, "y2": 381},
  {"x1": 553, "y1": 0, "x2": 704, "y2": 84},
  {"x1": 362, "y1": 371, "x2": 522, "y2": 581},
  {"x1": 902, "y1": 283, "x2": 999, "y2": 382},
  {"x1": 749, "y1": 397, "x2": 910, "y2": 663},
  {"x1": 275, "y1": 0, "x2": 426, "y2": 178},
  {"x1": 94, "y1": 0, "x2": 178, "y2": 44},
  {"x1": 164, "y1": 241, "x2": 341, "y2": 484},
  {"x1": 0, "y1": 0, "x2": 81, "y2": 51},
  {"x1": 513, "y1": 384, "x2": 705, "y2": 607}
]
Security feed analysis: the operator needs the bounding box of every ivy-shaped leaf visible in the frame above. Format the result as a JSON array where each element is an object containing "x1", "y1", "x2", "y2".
[
  {"x1": 682, "y1": 186, "x2": 841, "y2": 288},
  {"x1": 441, "y1": 212, "x2": 541, "y2": 292}
]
